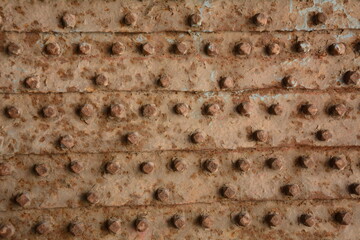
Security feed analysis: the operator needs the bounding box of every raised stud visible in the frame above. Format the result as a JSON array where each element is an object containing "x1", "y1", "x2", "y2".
[
  {"x1": 295, "y1": 41, "x2": 311, "y2": 53},
  {"x1": 15, "y1": 193, "x2": 31, "y2": 207},
  {"x1": 69, "y1": 161, "x2": 83, "y2": 174},
  {"x1": 141, "y1": 104, "x2": 157, "y2": 117},
  {"x1": 267, "y1": 158, "x2": 283, "y2": 170},
  {"x1": 205, "y1": 43, "x2": 219, "y2": 56},
  {"x1": 123, "y1": 12, "x2": 138, "y2": 26},
  {"x1": 109, "y1": 104, "x2": 125, "y2": 118},
  {"x1": 94, "y1": 74, "x2": 108, "y2": 87},
  {"x1": 23, "y1": 76, "x2": 40, "y2": 89},
  {"x1": 297, "y1": 156, "x2": 314, "y2": 169},
  {"x1": 268, "y1": 103, "x2": 283, "y2": 115},
  {"x1": 105, "y1": 161, "x2": 120, "y2": 175},
  {"x1": 253, "y1": 130, "x2": 268, "y2": 142},
  {"x1": 328, "y1": 104, "x2": 347, "y2": 117},
  {"x1": 236, "y1": 102, "x2": 251, "y2": 116},
  {"x1": 282, "y1": 76, "x2": 297, "y2": 88},
  {"x1": 235, "y1": 159, "x2": 251, "y2": 172},
  {"x1": 203, "y1": 159, "x2": 219, "y2": 173},
  {"x1": 219, "y1": 76, "x2": 234, "y2": 89},
  {"x1": 191, "y1": 131, "x2": 206, "y2": 144},
  {"x1": 79, "y1": 103, "x2": 94, "y2": 118},
  {"x1": 34, "y1": 164, "x2": 49, "y2": 177},
  {"x1": 111, "y1": 42, "x2": 125, "y2": 55},
  {"x1": 59, "y1": 135, "x2": 75, "y2": 149},
  {"x1": 188, "y1": 13, "x2": 202, "y2": 27},
  {"x1": 329, "y1": 156, "x2": 347, "y2": 170},
  {"x1": 300, "y1": 104, "x2": 318, "y2": 116},
  {"x1": 343, "y1": 71, "x2": 359, "y2": 85},
  {"x1": 235, "y1": 42, "x2": 252, "y2": 55},
  {"x1": 283, "y1": 184, "x2": 300, "y2": 197},
  {"x1": 266, "y1": 43, "x2": 281, "y2": 55},
  {"x1": 174, "y1": 103, "x2": 190, "y2": 116},
  {"x1": 236, "y1": 212, "x2": 251, "y2": 227},
  {"x1": 86, "y1": 192, "x2": 99, "y2": 204},
  {"x1": 44, "y1": 42, "x2": 61, "y2": 56},
  {"x1": 78, "y1": 42, "x2": 91, "y2": 55},
  {"x1": 134, "y1": 217, "x2": 148, "y2": 232},
  {"x1": 174, "y1": 42, "x2": 188, "y2": 55},
  {"x1": 35, "y1": 222, "x2": 52, "y2": 235},
  {"x1": 5, "y1": 106, "x2": 21, "y2": 119},
  {"x1": 312, "y1": 12, "x2": 326, "y2": 25},
  {"x1": 171, "y1": 158, "x2": 187, "y2": 172},
  {"x1": 252, "y1": 13, "x2": 268, "y2": 26},
  {"x1": 335, "y1": 211, "x2": 352, "y2": 225},
  {"x1": 300, "y1": 214, "x2": 315, "y2": 227},
  {"x1": 7, "y1": 42, "x2": 22, "y2": 56},
  {"x1": 199, "y1": 215, "x2": 213, "y2": 228},
  {"x1": 42, "y1": 105, "x2": 57, "y2": 118},
  {"x1": 204, "y1": 103, "x2": 221, "y2": 116},
  {"x1": 316, "y1": 130, "x2": 332, "y2": 141},
  {"x1": 172, "y1": 214, "x2": 186, "y2": 229},
  {"x1": 157, "y1": 75, "x2": 170, "y2": 88},
  {"x1": 328, "y1": 43, "x2": 346, "y2": 56},
  {"x1": 68, "y1": 222, "x2": 84, "y2": 236},
  {"x1": 0, "y1": 163, "x2": 12, "y2": 176},
  {"x1": 155, "y1": 187, "x2": 170, "y2": 202},
  {"x1": 141, "y1": 43, "x2": 155, "y2": 56},
  {"x1": 221, "y1": 185, "x2": 236, "y2": 199},
  {"x1": 140, "y1": 162, "x2": 155, "y2": 174},
  {"x1": 0, "y1": 224, "x2": 15, "y2": 238},
  {"x1": 107, "y1": 219, "x2": 121, "y2": 234},
  {"x1": 125, "y1": 132, "x2": 141, "y2": 145},
  {"x1": 349, "y1": 183, "x2": 360, "y2": 195},
  {"x1": 267, "y1": 213, "x2": 281, "y2": 227},
  {"x1": 62, "y1": 13, "x2": 76, "y2": 28}
]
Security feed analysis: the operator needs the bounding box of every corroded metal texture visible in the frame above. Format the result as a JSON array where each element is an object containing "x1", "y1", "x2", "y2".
[{"x1": 1, "y1": 0, "x2": 360, "y2": 239}]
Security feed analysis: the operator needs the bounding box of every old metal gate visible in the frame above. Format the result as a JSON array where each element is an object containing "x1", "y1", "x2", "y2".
[{"x1": 0, "y1": 0, "x2": 360, "y2": 239}]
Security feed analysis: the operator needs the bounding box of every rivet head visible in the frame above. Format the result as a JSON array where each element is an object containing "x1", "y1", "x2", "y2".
[
  {"x1": 267, "y1": 213, "x2": 281, "y2": 227},
  {"x1": 295, "y1": 41, "x2": 311, "y2": 53},
  {"x1": 0, "y1": 163, "x2": 12, "y2": 176},
  {"x1": 171, "y1": 158, "x2": 187, "y2": 172},
  {"x1": 188, "y1": 13, "x2": 202, "y2": 27},
  {"x1": 109, "y1": 104, "x2": 125, "y2": 118},
  {"x1": 157, "y1": 75, "x2": 170, "y2": 88},
  {"x1": 7, "y1": 42, "x2": 22, "y2": 56},
  {"x1": 24, "y1": 76, "x2": 40, "y2": 89},
  {"x1": 155, "y1": 187, "x2": 170, "y2": 202},
  {"x1": 200, "y1": 215, "x2": 213, "y2": 228},
  {"x1": 125, "y1": 132, "x2": 141, "y2": 145},
  {"x1": 205, "y1": 43, "x2": 219, "y2": 56},
  {"x1": 235, "y1": 42, "x2": 252, "y2": 55},
  {"x1": 174, "y1": 42, "x2": 188, "y2": 55},
  {"x1": 329, "y1": 156, "x2": 347, "y2": 170},
  {"x1": 105, "y1": 161, "x2": 120, "y2": 175},
  {"x1": 15, "y1": 193, "x2": 31, "y2": 207},
  {"x1": 34, "y1": 164, "x2": 49, "y2": 177},
  {"x1": 253, "y1": 13, "x2": 268, "y2": 26},
  {"x1": 42, "y1": 106, "x2": 57, "y2": 118},
  {"x1": 268, "y1": 103, "x2": 283, "y2": 115},
  {"x1": 135, "y1": 217, "x2": 148, "y2": 232},
  {"x1": 174, "y1": 103, "x2": 190, "y2": 116},
  {"x1": 343, "y1": 71, "x2": 359, "y2": 85},
  {"x1": 283, "y1": 184, "x2": 300, "y2": 197},
  {"x1": 236, "y1": 102, "x2": 251, "y2": 116},
  {"x1": 86, "y1": 192, "x2": 99, "y2": 204},
  {"x1": 142, "y1": 43, "x2": 155, "y2": 56},
  {"x1": 316, "y1": 130, "x2": 332, "y2": 141},
  {"x1": 191, "y1": 131, "x2": 207, "y2": 144},
  {"x1": 312, "y1": 12, "x2": 326, "y2": 25},
  {"x1": 328, "y1": 43, "x2": 346, "y2": 56},
  {"x1": 267, "y1": 158, "x2": 283, "y2": 170},
  {"x1": 297, "y1": 156, "x2": 314, "y2": 169},
  {"x1": 141, "y1": 104, "x2": 157, "y2": 117},
  {"x1": 94, "y1": 74, "x2": 108, "y2": 87},
  {"x1": 221, "y1": 185, "x2": 236, "y2": 199},
  {"x1": 79, "y1": 103, "x2": 94, "y2": 118},
  {"x1": 205, "y1": 103, "x2": 221, "y2": 116},
  {"x1": 328, "y1": 103, "x2": 347, "y2": 117},
  {"x1": 35, "y1": 222, "x2": 52, "y2": 235},
  {"x1": 111, "y1": 42, "x2": 125, "y2": 55},
  {"x1": 5, "y1": 106, "x2": 21, "y2": 119},
  {"x1": 219, "y1": 76, "x2": 234, "y2": 89},
  {"x1": 69, "y1": 161, "x2": 83, "y2": 174},
  {"x1": 266, "y1": 43, "x2": 281, "y2": 55},
  {"x1": 349, "y1": 183, "x2": 360, "y2": 195},
  {"x1": 172, "y1": 214, "x2": 186, "y2": 229},
  {"x1": 68, "y1": 222, "x2": 84, "y2": 236},
  {"x1": 59, "y1": 135, "x2": 75, "y2": 149},
  {"x1": 235, "y1": 159, "x2": 251, "y2": 172},
  {"x1": 107, "y1": 219, "x2": 121, "y2": 234},
  {"x1": 252, "y1": 130, "x2": 268, "y2": 142},
  {"x1": 236, "y1": 213, "x2": 251, "y2": 227},
  {"x1": 78, "y1": 42, "x2": 91, "y2": 55},
  {"x1": 203, "y1": 159, "x2": 219, "y2": 173},
  {"x1": 300, "y1": 104, "x2": 318, "y2": 116},
  {"x1": 335, "y1": 211, "x2": 352, "y2": 225},
  {"x1": 300, "y1": 214, "x2": 315, "y2": 227},
  {"x1": 282, "y1": 76, "x2": 297, "y2": 88},
  {"x1": 0, "y1": 224, "x2": 15, "y2": 238},
  {"x1": 140, "y1": 161, "x2": 155, "y2": 174},
  {"x1": 123, "y1": 12, "x2": 138, "y2": 26},
  {"x1": 45, "y1": 42, "x2": 61, "y2": 56},
  {"x1": 62, "y1": 13, "x2": 76, "y2": 28}
]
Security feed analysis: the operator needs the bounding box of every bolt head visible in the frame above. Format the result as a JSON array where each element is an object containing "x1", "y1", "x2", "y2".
[
  {"x1": 189, "y1": 13, "x2": 202, "y2": 27},
  {"x1": 7, "y1": 42, "x2": 22, "y2": 56},
  {"x1": 205, "y1": 43, "x2": 219, "y2": 56},
  {"x1": 301, "y1": 104, "x2": 318, "y2": 116},
  {"x1": 267, "y1": 213, "x2": 281, "y2": 227},
  {"x1": 349, "y1": 183, "x2": 360, "y2": 195},
  {"x1": 62, "y1": 13, "x2": 76, "y2": 28},
  {"x1": 0, "y1": 163, "x2": 12, "y2": 176},
  {"x1": 142, "y1": 43, "x2": 155, "y2": 56},
  {"x1": 328, "y1": 104, "x2": 347, "y2": 117},
  {"x1": 34, "y1": 164, "x2": 49, "y2": 177},
  {"x1": 235, "y1": 159, "x2": 251, "y2": 172},
  {"x1": 267, "y1": 158, "x2": 283, "y2": 170},
  {"x1": 235, "y1": 42, "x2": 252, "y2": 55},
  {"x1": 69, "y1": 161, "x2": 83, "y2": 174},
  {"x1": 78, "y1": 42, "x2": 91, "y2": 55},
  {"x1": 205, "y1": 103, "x2": 221, "y2": 116},
  {"x1": 221, "y1": 185, "x2": 236, "y2": 199},
  {"x1": 59, "y1": 135, "x2": 75, "y2": 149},
  {"x1": 300, "y1": 214, "x2": 315, "y2": 227},
  {"x1": 298, "y1": 156, "x2": 314, "y2": 169},
  {"x1": 172, "y1": 214, "x2": 186, "y2": 229},
  {"x1": 42, "y1": 105, "x2": 57, "y2": 118},
  {"x1": 236, "y1": 102, "x2": 251, "y2": 116},
  {"x1": 0, "y1": 224, "x2": 15, "y2": 238},
  {"x1": 268, "y1": 103, "x2": 283, "y2": 115},
  {"x1": 191, "y1": 131, "x2": 206, "y2": 144},
  {"x1": 283, "y1": 184, "x2": 300, "y2": 197},
  {"x1": 45, "y1": 42, "x2": 61, "y2": 56},
  {"x1": 111, "y1": 42, "x2": 125, "y2": 55},
  {"x1": 140, "y1": 161, "x2": 155, "y2": 174},
  {"x1": 105, "y1": 161, "x2": 120, "y2": 175},
  {"x1": 126, "y1": 132, "x2": 141, "y2": 145},
  {"x1": 266, "y1": 43, "x2": 281, "y2": 55},
  {"x1": 203, "y1": 159, "x2": 219, "y2": 173},
  {"x1": 200, "y1": 215, "x2": 213, "y2": 228},
  {"x1": 68, "y1": 222, "x2": 84, "y2": 236},
  {"x1": 35, "y1": 222, "x2": 52, "y2": 235},
  {"x1": 253, "y1": 130, "x2": 268, "y2": 142},
  {"x1": 94, "y1": 74, "x2": 108, "y2": 87},
  {"x1": 219, "y1": 76, "x2": 234, "y2": 89},
  {"x1": 312, "y1": 12, "x2": 326, "y2": 25},
  {"x1": 236, "y1": 213, "x2": 251, "y2": 227},
  {"x1": 174, "y1": 42, "x2": 188, "y2": 55},
  {"x1": 282, "y1": 76, "x2": 297, "y2": 88},
  {"x1": 109, "y1": 104, "x2": 125, "y2": 118},
  {"x1": 171, "y1": 158, "x2": 187, "y2": 172},
  {"x1": 343, "y1": 71, "x2": 359, "y2": 85},
  {"x1": 335, "y1": 211, "x2": 352, "y2": 225},
  {"x1": 328, "y1": 43, "x2": 346, "y2": 56},
  {"x1": 107, "y1": 219, "x2": 121, "y2": 234},
  {"x1": 174, "y1": 103, "x2": 190, "y2": 116},
  {"x1": 79, "y1": 103, "x2": 94, "y2": 118},
  {"x1": 86, "y1": 192, "x2": 99, "y2": 204},
  {"x1": 155, "y1": 187, "x2": 170, "y2": 202},
  {"x1": 329, "y1": 156, "x2": 347, "y2": 170},
  {"x1": 157, "y1": 75, "x2": 170, "y2": 88},
  {"x1": 141, "y1": 104, "x2": 157, "y2": 117},
  {"x1": 15, "y1": 193, "x2": 31, "y2": 207},
  {"x1": 6, "y1": 106, "x2": 21, "y2": 119},
  {"x1": 295, "y1": 41, "x2": 311, "y2": 53},
  {"x1": 316, "y1": 130, "x2": 332, "y2": 141},
  {"x1": 253, "y1": 13, "x2": 268, "y2": 26},
  {"x1": 123, "y1": 12, "x2": 138, "y2": 26},
  {"x1": 135, "y1": 217, "x2": 148, "y2": 232}
]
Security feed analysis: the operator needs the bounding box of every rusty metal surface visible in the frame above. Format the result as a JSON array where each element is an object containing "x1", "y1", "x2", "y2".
[{"x1": 1, "y1": 0, "x2": 360, "y2": 239}]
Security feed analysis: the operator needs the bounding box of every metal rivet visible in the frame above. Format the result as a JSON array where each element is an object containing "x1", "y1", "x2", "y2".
[
  {"x1": 328, "y1": 103, "x2": 347, "y2": 117},
  {"x1": 172, "y1": 214, "x2": 186, "y2": 229},
  {"x1": 295, "y1": 41, "x2": 311, "y2": 53},
  {"x1": 5, "y1": 106, "x2": 21, "y2": 119},
  {"x1": 111, "y1": 42, "x2": 125, "y2": 55},
  {"x1": 69, "y1": 161, "x2": 83, "y2": 174},
  {"x1": 15, "y1": 193, "x2": 31, "y2": 207},
  {"x1": 234, "y1": 42, "x2": 252, "y2": 55},
  {"x1": 297, "y1": 156, "x2": 314, "y2": 169},
  {"x1": 157, "y1": 75, "x2": 170, "y2": 88},
  {"x1": 107, "y1": 219, "x2": 121, "y2": 234},
  {"x1": 44, "y1": 43, "x2": 61, "y2": 56},
  {"x1": 312, "y1": 12, "x2": 326, "y2": 25},
  {"x1": 42, "y1": 105, "x2": 57, "y2": 118},
  {"x1": 35, "y1": 222, "x2": 52, "y2": 235},
  {"x1": 125, "y1": 132, "x2": 141, "y2": 145},
  {"x1": 252, "y1": 13, "x2": 268, "y2": 26},
  {"x1": 252, "y1": 130, "x2": 268, "y2": 142},
  {"x1": 268, "y1": 103, "x2": 283, "y2": 115},
  {"x1": 0, "y1": 163, "x2": 12, "y2": 176},
  {"x1": 86, "y1": 192, "x2": 99, "y2": 204},
  {"x1": 267, "y1": 158, "x2": 283, "y2": 170},
  {"x1": 7, "y1": 42, "x2": 22, "y2": 56},
  {"x1": 235, "y1": 159, "x2": 250, "y2": 172},
  {"x1": 204, "y1": 103, "x2": 221, "y2": 116},
  {"x1": 141, "y1": 43, "x2": 155, "y2": 56},
  {"x1": 123, "y1": 12, "x2": 138, "y2": 26},
  {"x1": 283, "y1": 184, "x2": 300, "y2": 196},
  {"x1": 203, "y1": 159, "x2": 219, "y2": 173},
  {"x1": 109, "y1": 104, "x2": 125, "y2": 118},
  {"x1": 335, "y1": 211, "x2": 352, "y2": 225},
  {"x1": 0, "y1": 224, "x2": 15, "y2": 238},
  {"x1": 219, "y1": 76, "x2": 234, "y2": 89},
  {"x1": 155, "y1": 187, "x2": 170, "y2": 202},
  {"x1": 141, "y1": 104, "x2": 157, "y2": 117},
  {"x1": 282, "y1": 76, "x2": 297, "y2": 88},
  {"x1": 329, "y1": 156, "x2": 347, "y2": 170},
  {"x1": 59, "y1": 135, "x2": 75, "y2": 149},
  {"x1": 343, "y1": 71, "x2": 359, "y2": 85},
  {"x1": 205, "y1": 43, "x2": 219, "y2": 56},
  {"x1": 140, "y1": 161, "x2": 155, "y2": 174},
  {"x1": 328, "y1": 43, "x2": 346, "y2": 56},
  {"x1": 188, "y1": 13, "x2": 202, "y2": 27},
  {"x1": 79, "y1": 103, "x2": 94, "y2": 118},
  {"x1": 134, "y1": 217, "x2": 148, "y2": 232},
  {"x1": 236, "y1": 102, "x2": 251, "y2": 116},
  {"x1": 34, "y1": 164, "x2": 49, "y2": 177},
  {"x1": 23, "y1": 76, "x2": 40, "y2": 89},
  {"x1": 171, "y1": 158, "x2": 187, "y2": 172},
  {"x1": 221, "y1": 185, "x2": 236, "y2": 199},
  {"x1": 105, "y1": 161, "x2": 120, "y2": 175},
  {"x1": 266, "y1": 212, "x2": 281, "y2": 227},
  {"x1": 300, "y1": 104, "x2": 318, "y2": 116},
  {"x1": 349, "y1": 183, "x2": 360, "y2": 195},
  {"x1": 174, "y1": 42, "x2": 188, "y2": 55},
  {"x1": 199, "y1": 215, "x2": 213, "y2": 228},
  {"x1": 191, "y1": 131, "x2": 206, "y2": 144},
  {"x1": 94, "y1": 74, "x2": 108, "y2": 87},
  {"x1": 300, "y1": 214, "x2": 315, "y2": 227},
  {"x1": 316, "y1": 130, "x2": 332, "y2": 141},
  {"x1": 78, "y1": 42, "x2": 91, "y2": 55},
  {"x1": 236, "y1": 212, "x2": 251, "y2": 227},
  {"x1": 68, "y1": 222, "x2": 84, "y2": 236},
  {"x1": 174, "y1": 103, "x2": 190, "y2": 116},
  {"x1": 266, "y1": 43, "x2": 281, "y2": 55},
  {"x1": 62, "y1": 13, "x2": 76, "y2": 28}
]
